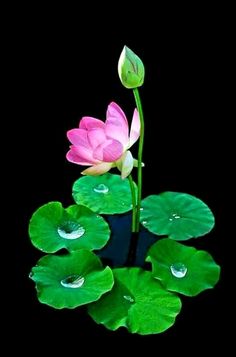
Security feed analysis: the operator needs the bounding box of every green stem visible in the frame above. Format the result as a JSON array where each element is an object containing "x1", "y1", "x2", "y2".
[
  {"x1": 128, "y1": 174, "x2": 137, "y2": 232},
  {"x1": 133, "y1": 87, "x2": 145, "y2": 231}
]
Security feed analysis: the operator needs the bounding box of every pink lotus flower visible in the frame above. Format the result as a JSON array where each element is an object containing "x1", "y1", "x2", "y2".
[{"x1": 66, "y1": 102, "x2": 140, "y2": 178}]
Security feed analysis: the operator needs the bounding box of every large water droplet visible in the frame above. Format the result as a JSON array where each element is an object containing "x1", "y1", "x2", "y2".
[
  {"x1": 169, "y1": 213, "x2": 181, "y2": 221},
  {"x1": 57, "y1": 221, "x2": 85, "y2": 240},
  {"x1": 93, "y1": 184, "x2": 109, "y2": 194},
  {"x1": 170, "y1": 263, "x2": 187, "y2": 278},
  {"x1": 29, "y1": 272, "x2": 33, "y2": 279},
  {"x1": 123, "y1": 295, "x2": 135, "y2": 303},
  {"x1": 142, "y1": 221, "x2": 147, "y2": 225},
  {"x1": 61, "y1": 275, "x2": 85, "y2": 288}
]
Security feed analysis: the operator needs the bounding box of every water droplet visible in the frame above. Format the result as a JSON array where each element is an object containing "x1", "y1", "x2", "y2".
[
  {"x1": 61, "y1": 275, "x2": 85, "y2": 288},
  {"x1": 140, "y1": 207, "x2": 144, "y2": 211},
  {"x1": 169, "y1": 213, "x2": 181, "y2": 221},
  {"x1": 123, "y1": 295, "x2": 134, "y2": 303},
  {"x1": 170, "y1": 263, "x2": 187, "y2": 278},
  {"x1": 142, "y1": 221, "x2": 147, "y2": 225},
  {"x1": 93, "y1": 184, "x2": 109, "y2": 194},
  {"x1": 29, "y1": 272, "x2": 33, "y2": 278},
  {"x1": 57, "y1": 221, "x2": 85, "y2": 240}
]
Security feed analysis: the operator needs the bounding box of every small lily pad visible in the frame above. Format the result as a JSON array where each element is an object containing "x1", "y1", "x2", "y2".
[
  {"x1": 88, "y1": 267, "x2": 181, "y2": 335},
  {"x1": 29, "y1": 202, "x2": 110, "y2": 253},
  {"x1": 30, "y1": 250, "x2": 114, "y2": 309},
  {"x1": 147, "y1": 238, "x2": 221, "y2": 296},
  {"x1": 140, "y1": 192, "x2": 215, "y2": 240},
  {"x1": 72, "y1": 173, "x2": 137, "y2": 214}
]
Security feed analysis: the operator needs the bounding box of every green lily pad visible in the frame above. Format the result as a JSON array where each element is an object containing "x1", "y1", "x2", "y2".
[
  {"x1": 72, "y1": 173, "x2": 137, "y2": 214},
  {"x1": 29, "y1": 202, "x2": 110, "y2": 253},
  {"x1": 140, "y1": 192, "x2": 215, "y2": 240},
  {"x1": 146, "y1": 238, "x2": 220, "y2": 296},
  {"x1": 30, "y1": 250, "x2": 114, "y2": 309},
  {"x1": 88, "y1": 267, "x2": 181, "y2": 335}
]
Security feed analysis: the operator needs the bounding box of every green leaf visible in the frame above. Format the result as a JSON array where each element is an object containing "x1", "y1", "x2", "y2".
[
  {"x1": 147, "y1": 238, "x2": 220, "y2": 296},
  {"x1": 29, "y1": 202, "x2": 110, "y2": 253},
  {"x1": 72, "y1": 173, "x2": 137, "y2": 214},
  {"x1": 140, "y1": 192, "x2": 215, "y2": 240},
  {"x1": 30, "y1": 250, "x2": 114, "y2": 309},
  {"x1": 88, "y1": 267, "x2": 181, "y2": 335}
]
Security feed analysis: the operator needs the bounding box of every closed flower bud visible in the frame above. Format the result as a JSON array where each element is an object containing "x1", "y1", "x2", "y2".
[{"x1": 118, "y1": 46, "x2": 145, "y2": 89}]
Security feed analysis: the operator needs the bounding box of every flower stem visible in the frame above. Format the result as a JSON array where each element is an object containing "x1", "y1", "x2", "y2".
[
  {"x1": 133, "y1": 88, "x2": 144, "y2": 231},
  {"x1": 128, "y1": 174, "x2": 137, "y2": 232}
]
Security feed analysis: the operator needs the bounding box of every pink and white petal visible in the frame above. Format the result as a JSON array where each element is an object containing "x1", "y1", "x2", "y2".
[
  {"x1": 79, "y1": 116, "x2": 105, "y2": 130},
  {"x1": 106, "y1": 102, "x2": 128, "y2": 127},
  {"x1": 105, "y1": 123, "x2": 129, "y2": 148},
  {"x1": 129, "y1": 108, "x2": 140, "y2": 147},
  {"x1": 66, "y1": 148, "x2": 93, "y2": 166},
  {"x1": 93, "y1": 139, "x2": 123, "y2": 162},
  {"x1": 87, "y1": 128, "x2": 107, "y2": 149},
  {"x1": 105, "y1": 102, "x2": 129, "y2": 145},
  {"x1": 103, "y1": 140, "x2": 123, "y2": 162},
  {"x1": 81, "y1": 162, "x2": 113, "y2": 176},
  {"x1": 120, "y1": 151, "x2": 134, "y2": 179},
  {"x1": 92, "y1": 139, "x2": 112, "y2": 161},
  {"x1": 67, "y1": 129, "x2": 91, "y2": 149},
  {"x1": 69, "y1": 145, "x2": 99, "y2": 164}
]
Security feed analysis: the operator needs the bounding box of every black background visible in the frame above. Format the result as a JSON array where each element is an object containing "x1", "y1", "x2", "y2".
[{"x1": 11, "y1": 11, "x2": 231, "y2": 352}]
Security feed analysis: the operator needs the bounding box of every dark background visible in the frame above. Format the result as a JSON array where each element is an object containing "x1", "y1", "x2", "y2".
[{"x1": 11, "y1": 13, "x2": 231, "y2": 351}]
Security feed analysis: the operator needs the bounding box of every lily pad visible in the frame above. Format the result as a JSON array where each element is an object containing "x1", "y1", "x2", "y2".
[
  {"x1": 30, "y1": 250, "x2": 114, "y2": 309},
  {"x1": 140, "y1": 192, "x2": 215, "y2": 240},
  {"x1": 88, "y1": 267, "x2": 181, "y2": 335},
  {"x1": 147, "y1": 238, "x2": 220, "y2": 296},
  {"x1": 72, "y1": 173, "x2": 137, "y2": 214},
  {"x1": 29, "y1": 202, "x2": 110, "y2": 253}
]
